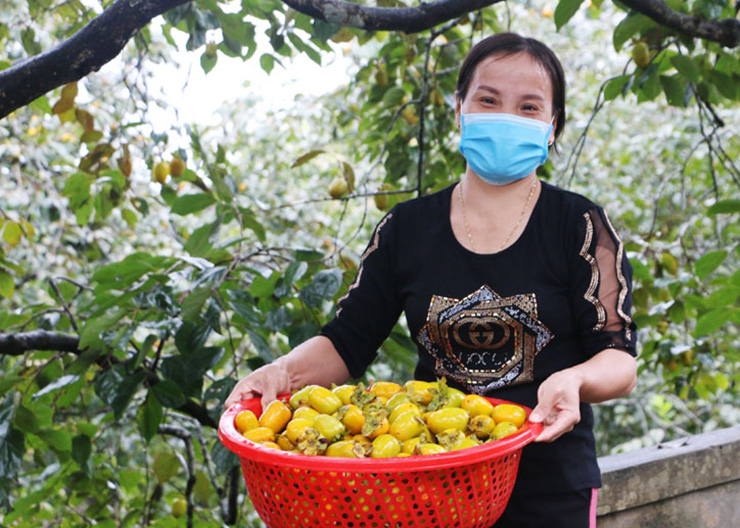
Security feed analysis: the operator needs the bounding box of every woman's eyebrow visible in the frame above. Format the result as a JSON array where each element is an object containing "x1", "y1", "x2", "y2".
[{"x1": 475, "y1": 84, "x2": 546, "y2": 101}]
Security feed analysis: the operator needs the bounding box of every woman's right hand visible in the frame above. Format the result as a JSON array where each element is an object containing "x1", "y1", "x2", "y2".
[{"x1": 224, "y1": 361, "x2": 292, "y2": 410}]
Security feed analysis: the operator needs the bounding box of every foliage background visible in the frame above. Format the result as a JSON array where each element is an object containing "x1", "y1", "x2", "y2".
[{"x1": 0, "y1": 0, "x2": 738, "y2": 526}]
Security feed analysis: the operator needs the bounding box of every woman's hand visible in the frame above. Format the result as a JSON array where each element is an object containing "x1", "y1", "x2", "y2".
[
  {"x1": 529, "y1": 348, "x2": 637, "y2": 442},
  {"x1": 529, "y1": 369, "x2": 582, "y2": 443},
  {"x1": 224, "y1": 362, "x2": 292, "y2": 410},
  {"x1": 223, "y1": 336, "x2": 352, "y2": 411}
]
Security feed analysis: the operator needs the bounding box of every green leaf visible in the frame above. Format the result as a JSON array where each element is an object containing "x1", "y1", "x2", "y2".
[
  {"x1": 210, "y1": 440, "x2": 239, "y2": 472},
  {"x1": 265, "y1": 306, "x2": 292, "y2": 332},
  {"x1": 382, "y1": 86, "x2": 406, "y2": 107},
  {"x1": 137, "y1": 393, "x2": 163, "y2": 443},
  {"x1": 708, "y1": 70, "x2": 736, "y2": 100},
  {"x1": 274, "y1": 261, "x2": 308, "y2": 297},
  {"x1": 694, "y1": 307, "x2": 732, "y2": 337},
  {"x1": 612, "y1": 13, "x2": 655, "y2": 51},
  {"x1": 36, "y1": 428, "x2": 72, "y2": 453},
  {"x1": 62, "y1": 172, "x2": 91, "y2": 209},
  {"x1": 260, "y1": 53, "x2": 276, "y2": 74},
  {"x1": 12, "y1": 405, "x2": 39, "y2": 434},
  {"x1": 246, "y1": 329, "x2": 274, "y2": 362},
  {"x1": 299, "y1": 268, "x2": 342, "y2": 308},
  {"x1": 694, "y1": 250, "x2": 727, "y2": 280},
  {"x1": 152, "y1": 451, "x2": 180, "y2": 484},
  {"x1": 32, "y1": 374, "x2": 81, "y2": 400},
  {"x1": 92, "y1": 252, "x2": 174, "y2": 290},
  {"x1": 249, "y1": 273, "x2": 276, "y2": 298},
  {"x1": 201, "y1": 49, "x2": 217, "y2": 73},
  {"x1": 670, "y1": 55, "x2": 701, "y2": 83},
  {"x1": 291, "y1": 149, "x2": 325, "y2": 168},
  {"x1": 93, "y1": 366, "x2": 146, "y2": 419},
  {"x1": 0, "y1": 270, "x2": 14, "y2": 299},
  {"x1": 239, "y1": 208, "x2": 266, "y2": 242},
  {"x1": 78, "y1": 307, "x2": 128, "y2": 349},
  {"x1": 193, "y1": 469, "x2": 212, "y2": 505},
  {"x1": 184, "y1": 222, "x2": 217, "y2": 257},
  {"x1": 294, "y1": 248, "x2": 324, "y2": 262},
  {"x1": 705, "y1": 285, "x2": 740, "y2": 308},
  {"x1": 707, "y1": 199, "x2": 740, "y2": 215},
  {"x1": 152, "y1": 380, "x2": 187, "y2": 409},
  {"x1": 71, "y1": 434, "x2": 92, "y2": 469},
  {"x1": 288, "y1": 322, "x2": 319, "y2": 349},
  {"x1": 228, "y1": 290, "x2": 261, "y2": 326},
  {"x1": 122, "y1": 208, "x2": 138, "y2": 228},
  {"x1": 0, "y1": 427, "x2": 25, "y2": 479},
  {"x1": 603, "y1": 75, "x2": 630, "y2": 101},
  {"x1": 660, "y1": 75, "x2": 686, "y2": 107},
  {"x1": 171, "y1": 193, "x2": 216, "y2": 215},
  {"x1": 554, "y1": 0, "x2": 585, "y2": 31},
  {"x1": 181, "y1": 287, "x2": 211, "y2": 322},
  {"x1": 175, "y1": 320, "x2": 211, "y2": 355}
]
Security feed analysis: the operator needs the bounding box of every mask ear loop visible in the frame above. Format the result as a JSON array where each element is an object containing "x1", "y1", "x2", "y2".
[{"x1": 547, "y1": 114, "x2": 557, "y2": 147}]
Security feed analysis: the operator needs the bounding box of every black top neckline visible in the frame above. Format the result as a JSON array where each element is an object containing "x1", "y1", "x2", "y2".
[{"x1": 445, "y1": 180, "x2": 547, "y2": 258}]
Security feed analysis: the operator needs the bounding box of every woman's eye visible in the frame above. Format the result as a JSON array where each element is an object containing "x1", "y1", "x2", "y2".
[{"x1": 480, "y1": 97, "x2": 496, "y2": 105}]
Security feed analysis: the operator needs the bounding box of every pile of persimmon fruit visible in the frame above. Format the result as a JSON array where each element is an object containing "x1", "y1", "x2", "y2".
[{"x1": 233, "y1": 379, "x2": 528, "y2": 458}]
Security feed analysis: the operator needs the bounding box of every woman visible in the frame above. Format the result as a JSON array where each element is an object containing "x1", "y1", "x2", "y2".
[{"x1": 225, "y1": 33, "x2": 637, "y2": 528}]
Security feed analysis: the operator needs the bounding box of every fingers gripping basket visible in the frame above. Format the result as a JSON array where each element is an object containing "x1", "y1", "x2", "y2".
[{"x1": 219, "y1": 395, "x2": 541, "y2": 528}]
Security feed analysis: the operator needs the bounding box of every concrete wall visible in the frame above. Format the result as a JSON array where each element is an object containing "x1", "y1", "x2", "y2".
[{"x1": 596, "y1": 425, "x2": 740, "y2": 527}]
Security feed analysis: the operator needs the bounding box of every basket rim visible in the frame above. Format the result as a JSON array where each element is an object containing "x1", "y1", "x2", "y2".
[{"x1": 218, "y1": 394, "x2": 542, "y2": 472}]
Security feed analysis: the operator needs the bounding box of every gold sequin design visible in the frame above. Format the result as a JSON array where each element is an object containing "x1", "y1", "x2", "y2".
[
  {"x1": 335, "y1": 213, "x2": 392, "y2": 317},
  {"x1": 601, "y1": 210, "x2": 634, "y2": 341},
  {"x1": 417, "y1": 285, "x2": 553, "y2": 394},
  {"x1": 579, "y1": 212, "x2": 607, "y2": 332}
]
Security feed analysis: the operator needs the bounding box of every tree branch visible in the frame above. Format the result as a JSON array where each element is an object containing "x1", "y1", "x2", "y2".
[
  {"x1": 0, "y1": 0, "x2": 190, "y2": 119},
  {"x1": 619, "y1": 0, "x2": 740, "y2": 48},
  {"x1": 0, "y1": 329, "x2": 217, "y2": 428},
  {"x1": 282, "y1": 0, "x2": 501, "y2": 32},
  {"x1": 0, "y1": 330, "x2": 80, "y2": 354}
]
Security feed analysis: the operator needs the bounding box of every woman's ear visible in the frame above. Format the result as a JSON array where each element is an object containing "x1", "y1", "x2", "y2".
[
  {"x1": 548, "y1": 113, "x2": 558, "y2": 146},
  {"x1": 454, "y1": 94, "x2": 462, "y2": 131}
]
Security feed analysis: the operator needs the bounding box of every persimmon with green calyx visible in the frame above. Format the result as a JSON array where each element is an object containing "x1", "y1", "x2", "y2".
[
  {"x1": 328, "y1": 177, "x2": 349, "y2": 199},
  {"x1": 493, "y1": 421, "x2": 519, "y2": 440},
  {"x1": 370, "y1": 434, "x2": 401, "y2": 458},
  {"x1": 234, "y1": 410, "x2": 259, "y2": 434},
  {"x1": 290, "y1": 385, "x2": 319, "y2": 409},
  {"x1": 632, "y1": 42, "x2": 650, "y2": 68},
  {"x1": 308, "y1": 386, "x2": 343, "y2": 414},
  {"x1": 426, "y1": 407, "x2": 469, "y2": 435},
  {"x1": 170, "y1": 156, "x2": 186, "y2": 177},
  {"x1": 258, "y1": 400, "x2": 292, "y2": 433},
  {"x1": 492, "y1": 404, "x2": 526, "y2": 428},
  {"x1": 171, "y1": 497, "x2": 187, "y2": 518},
  {"x1": 152, "y1": 161, "x2": 170, "y2": 184},
  {"x1": 313, "y1": 414, "x2": 345, "y2": 442}
]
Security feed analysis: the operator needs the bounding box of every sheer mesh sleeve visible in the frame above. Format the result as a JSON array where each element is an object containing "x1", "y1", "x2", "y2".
[{"x1": 571, "y1": 207, "x2": 637, "y2": 358}]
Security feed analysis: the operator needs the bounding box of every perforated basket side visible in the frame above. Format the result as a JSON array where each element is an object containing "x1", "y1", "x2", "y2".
[{"x1": 238, "y1": 447, "x2": 523, "y2": 528}]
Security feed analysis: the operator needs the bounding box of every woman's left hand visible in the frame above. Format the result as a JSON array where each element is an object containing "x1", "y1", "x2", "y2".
[
  {"x1": 527, "y1": 349, "x2": 637, "y2": 442},
  {"x1": 528, "y1": 369, "x2": 582, "y2": 443}
]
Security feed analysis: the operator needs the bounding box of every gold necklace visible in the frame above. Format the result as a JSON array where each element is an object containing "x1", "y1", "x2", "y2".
[{"x1": 458, "y1": 178, "x2": 538, "y2": 253}]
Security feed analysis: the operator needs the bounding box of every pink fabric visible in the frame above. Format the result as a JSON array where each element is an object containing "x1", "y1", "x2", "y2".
[{"x1": 589, "y1": 488, "x2": 599, "y2": 528}]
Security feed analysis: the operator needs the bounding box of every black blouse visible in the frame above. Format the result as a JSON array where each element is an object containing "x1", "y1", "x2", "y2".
[{"x1": 321, "y1": 181, "x2": 637, "y2": 495}]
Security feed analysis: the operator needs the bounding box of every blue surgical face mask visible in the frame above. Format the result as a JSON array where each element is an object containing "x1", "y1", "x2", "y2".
[{"x1": 459, "y1": 113, "x2": 553, "y2": 186}]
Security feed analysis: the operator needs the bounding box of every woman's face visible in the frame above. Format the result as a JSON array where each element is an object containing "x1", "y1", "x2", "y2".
[{"x1": 455, "y1": 51, "x2": 556, "y2": 144}]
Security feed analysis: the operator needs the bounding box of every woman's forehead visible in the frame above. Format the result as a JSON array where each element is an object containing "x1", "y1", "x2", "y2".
[{"x1": 471, "y1": 52, "x2": 552, "y2": 98}]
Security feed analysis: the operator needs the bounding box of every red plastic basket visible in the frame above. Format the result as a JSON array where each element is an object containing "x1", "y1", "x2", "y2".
[{"x1": 219, "y1": 394, "x2": 541, "y2": 528}]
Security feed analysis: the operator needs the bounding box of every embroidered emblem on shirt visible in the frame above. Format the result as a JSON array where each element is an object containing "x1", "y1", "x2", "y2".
[{"x1": 417, "y1": 285, "x2": 553, "y2": 394}]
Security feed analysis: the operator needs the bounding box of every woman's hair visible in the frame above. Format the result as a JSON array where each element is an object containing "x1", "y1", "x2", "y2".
[{"x1": 456, "y1": 32, "x2": 567, "y2": 145}]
